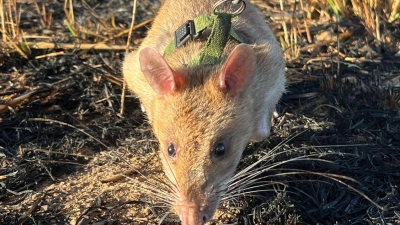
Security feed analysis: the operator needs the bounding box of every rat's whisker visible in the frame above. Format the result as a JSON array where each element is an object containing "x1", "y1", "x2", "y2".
[
  {"x1": 126, "y1": 182, "x2": 173, "y2": 203},
  {"x1": 159, "y1": 150, "x2": 180, "y2": 193},
  {"x1": 128, "y1": 182, "x2": 174, "y2": 202},
  {"x1": 230, "y1": 143, "x2": 368, "y2": 186},
  {"x1": 227, "y1": 166, "x2": 336, "y2": 197},
  {"x1": 153, "y1": 200, "x2": 174, "y2": 208},
  {"x1": 108, "y1": 148, "x2": 181, "y2": 201},
  {"x1": 224, "y1": 171, "x2": 343, "y2": 199},
  {"x1": 224, "y1": 188, "x2": 315, "y2": 203},
  {"x1": 231, "y1": 147, "x2": 300, "y2": 180},
  {"x1": 233, "y1": 143, "x2": 366, "y2": 182},
  {"x1": 225, "y1": 166, "x2": 383, "y2": 210},
  {"x1": 106, "y1": 152, "x2": 180, "y2": 203},
  {"x1": 222, "y1": 182, "x2": 287, "y2": 201},
  {"x1": 145, "y1": 175, "x2": 180, "y2": 200},
  {"x1": 100, "y1": 166, "x2": 174, "y2": 202},
  {"x1": 228, "y1": 152, "x2": 339, "y2": 189},
  {"x1": 232, "y1": 157, "x2": 336, "y2": 187},
  {"x1": 224, "y1": 177, "x2": 288, "y2": 199}
]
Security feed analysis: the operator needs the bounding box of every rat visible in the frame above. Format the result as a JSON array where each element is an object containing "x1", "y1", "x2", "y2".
[{"x1": 122, "y1": 0, "x2": 285, "y2": 224}]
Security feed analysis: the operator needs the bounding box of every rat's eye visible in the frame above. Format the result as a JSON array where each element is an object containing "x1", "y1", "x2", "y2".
[
  {"x1": 168, "y1": 143, "x2": 176, "y2": 158},
  {"x1": 213, "y1": 143, "x2": 226, "y2": 158}
]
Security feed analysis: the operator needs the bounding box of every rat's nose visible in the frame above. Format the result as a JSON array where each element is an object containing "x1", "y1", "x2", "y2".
[{"x1": 178, "y1": 204, "x2": 210, "y2": 225}]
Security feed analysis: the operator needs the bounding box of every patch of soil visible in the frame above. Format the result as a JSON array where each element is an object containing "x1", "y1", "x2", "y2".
[{"x1": 1, "y1": 0, "x2": 400, "y2": 224}]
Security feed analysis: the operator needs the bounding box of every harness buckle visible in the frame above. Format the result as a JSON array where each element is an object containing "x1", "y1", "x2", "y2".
[{"x1": 175, "y1": 20, "x2": 197, "y2": 48}]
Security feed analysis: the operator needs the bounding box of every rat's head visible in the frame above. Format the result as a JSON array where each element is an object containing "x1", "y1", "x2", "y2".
[{"x1": 139, "y1": 44, "x2": 256, "y2": 225}]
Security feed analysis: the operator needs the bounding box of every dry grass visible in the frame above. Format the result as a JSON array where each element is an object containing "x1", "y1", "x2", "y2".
[
  {"x1": 0, "y1": 0, "x2": 150, "y2": 58},
  {"x1": 0, "y1": 0, "x2": 29, "y2": 58},
  {"x1": 351, "y1": 0, "x2": 400, "y2": 39},
  {"x1": 270, "y1": 0, "x2": 400, "y2": 60},
  {"x1": 1, "y1": 0, "x2": 399, "y2": 60},
  {"x1": 0, "y1": 0, "x2": 399, "y2": 224}
]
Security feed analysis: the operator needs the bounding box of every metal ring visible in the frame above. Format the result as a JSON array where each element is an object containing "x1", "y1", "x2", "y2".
[{"x1": 213, "y1": 0, "x2": 246, "y2": 16}]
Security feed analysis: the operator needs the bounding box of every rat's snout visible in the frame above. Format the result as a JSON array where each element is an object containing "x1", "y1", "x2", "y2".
[
  {"x1": 177, "y1": 201, "x2": 213, "y2": 225},
  {"x1": 172, "y1": 181, "x2": 220, "y2": 225}
]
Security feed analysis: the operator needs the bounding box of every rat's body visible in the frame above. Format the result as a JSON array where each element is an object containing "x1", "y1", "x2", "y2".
[{"x1": 123, "y1": 0, "x2": 285, "y2": 224}]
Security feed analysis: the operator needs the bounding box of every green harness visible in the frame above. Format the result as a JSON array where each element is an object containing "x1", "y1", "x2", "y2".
[{"x1": 163, "y1": 12, "x2": 243, "y2": 66}]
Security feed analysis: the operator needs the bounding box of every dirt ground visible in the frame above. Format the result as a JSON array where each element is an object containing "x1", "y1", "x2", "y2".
[{"x1": 1, "y1": 0, "x2": 400, "y2": 224}]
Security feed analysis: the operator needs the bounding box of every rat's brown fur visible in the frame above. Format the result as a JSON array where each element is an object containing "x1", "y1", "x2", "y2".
[{"x1": 123, "y1": 0, "x2": 285, "y2": 224}]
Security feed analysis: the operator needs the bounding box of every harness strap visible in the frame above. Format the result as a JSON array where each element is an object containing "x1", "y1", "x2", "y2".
[{"x1": 163, "y1": 12, "x2": 243, "y2": 66}]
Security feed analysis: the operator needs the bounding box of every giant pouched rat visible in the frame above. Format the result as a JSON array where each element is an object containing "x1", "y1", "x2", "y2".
[{"x1": 122, "y1": 0, "x2": 285, "y2": 224}]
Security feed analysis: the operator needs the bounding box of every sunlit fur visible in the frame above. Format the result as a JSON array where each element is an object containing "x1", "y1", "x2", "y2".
[{"x1": 122, "y1": 0, "x2": 285, "y2": 224}]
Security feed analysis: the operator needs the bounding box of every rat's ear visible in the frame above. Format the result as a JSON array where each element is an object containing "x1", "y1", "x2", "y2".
[
  {"x1": 219, "y1": 44, "x2": 256, "y2": 97},
  {"x1": 139, "y1": 47, "x2": 185, "y2": 95}
]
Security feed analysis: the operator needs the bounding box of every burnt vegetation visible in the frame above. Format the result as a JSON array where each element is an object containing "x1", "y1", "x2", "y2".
[{"x1": 1, "y1": 0, "x2": 399, "y2": 224}]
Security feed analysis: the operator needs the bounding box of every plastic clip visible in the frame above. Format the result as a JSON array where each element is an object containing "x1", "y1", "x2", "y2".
[{"x1": 175, "y1": 20, "x2": 196, "y2": 48}]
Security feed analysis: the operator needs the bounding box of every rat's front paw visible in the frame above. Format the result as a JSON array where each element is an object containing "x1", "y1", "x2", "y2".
[{"x1": 251, "y1": 113, "x2": 270, "y2": 142}]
